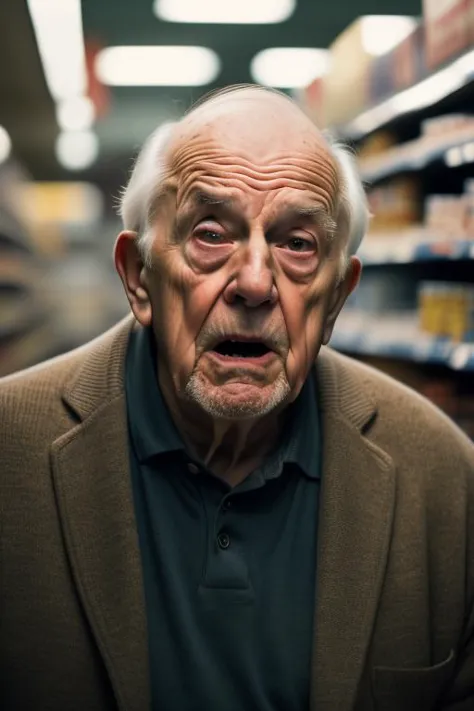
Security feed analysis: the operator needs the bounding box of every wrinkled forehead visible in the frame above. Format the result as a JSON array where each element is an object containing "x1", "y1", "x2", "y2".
[{"x1": 164, "y1": 98, "x2": 340, "y2": 213}]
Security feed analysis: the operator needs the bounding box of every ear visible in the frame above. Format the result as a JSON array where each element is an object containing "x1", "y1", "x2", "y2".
[
  {"x1": 114, "y1": 230, "x2": 152, "y2": 327},
  {"x1": 322, "y1": 255, "x2": 362, "y2": 345}
]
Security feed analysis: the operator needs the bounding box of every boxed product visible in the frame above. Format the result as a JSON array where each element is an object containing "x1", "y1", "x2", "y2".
[
  {"x1": 321, "y1": 19, "x2": 372, "y2": 127},
  {"x1": 421, "y1": 114, "x2": 474, "y2": 142},
  {"x1": 425, "y1": 195, "x2": 467, "y2": 236},
  {"x1": 369, "y1": 50, "x2": 397, "y2": 105},
  {"x1": 464, "y1": 179, "x2": 474, "y2": 237},
  {"x1": 357, "y1": 130, "x2": 397, "y2": 160},
  {"x1": 418, "y1": 281, "x2": 474, "y2": 342},
  {"x1": 425, "y1": 180, "x2": 474, "y2": 237},
  {"x1": 393, "y1": 24, "x2": 426, "y2": 91},
  {"x1": 368, "y1": 176, "x2": 422, "y2": 232},
  {"x1": 423, "y1": 0, "x2": 471, "y2": 70}
]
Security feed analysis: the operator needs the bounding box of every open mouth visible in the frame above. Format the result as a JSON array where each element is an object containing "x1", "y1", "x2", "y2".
[{"x1": 210, "y1": 339, "x2": 273, "y2": 360}]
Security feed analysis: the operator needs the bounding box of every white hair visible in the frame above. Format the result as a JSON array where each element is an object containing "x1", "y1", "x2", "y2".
[
  {"x1": 119, "y1": 121, "x2": 177, "y2": 267},
  {"x1": 119, "y1": 93, "x2": 370, "y2": 272}
]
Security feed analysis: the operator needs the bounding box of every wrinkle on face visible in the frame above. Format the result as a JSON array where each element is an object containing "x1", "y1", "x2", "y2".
[{"x1": 171, "y1": 145, "x2": 339, "y2": 218}]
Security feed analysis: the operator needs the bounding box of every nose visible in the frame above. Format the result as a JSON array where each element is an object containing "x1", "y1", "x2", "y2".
[{"x1": 223, "y1": 236, "x2": 278, "y2": 308}]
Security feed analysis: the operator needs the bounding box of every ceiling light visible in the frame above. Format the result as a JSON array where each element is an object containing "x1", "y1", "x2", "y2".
[
  {"x1": 95, "y1": 46, "x2": 220, "y2": 86},
  {"x1": 154, "y1": 0, "x2": 295, "y2": 24},
  {"x1": 361, "y1": 16, "x2": 418, "y2": 57},
  {"x1": 462, "y1": 142, "x2": 474, "y2": 163},
  {"x1": 250, "y1": 48, "x2": 330, "y2": 88},
  {"x1": 0, "y1": 126, "x2": 12, "y2": 164},
  {"x1": 55, "y1": 131, "x2": 99, "y2": 171},
  {"x1": 445, "y1": 147, "x2": 463, "y2": 167},
  {"x1": 27, "y1": 0, "x2": 87, "y2": 101},
  {"x1": 56, "y1": 96, "x2": 95, "y2": 131}
]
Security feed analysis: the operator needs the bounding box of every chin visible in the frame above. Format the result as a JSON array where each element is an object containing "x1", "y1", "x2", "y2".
[{"x1": 184, "y1": 374, "x2": 291, "y2": 421}]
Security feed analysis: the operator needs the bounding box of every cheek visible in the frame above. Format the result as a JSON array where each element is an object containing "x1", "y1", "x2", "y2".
[
  {"x1": 149, "y1": 250, "x2": 228, "y2": 368},
  {"x1": 278, "y1": 274, "x2": 331, "y2": 384}
]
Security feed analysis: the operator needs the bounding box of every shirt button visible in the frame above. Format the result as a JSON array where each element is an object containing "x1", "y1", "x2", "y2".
[
  {"x1": 223, "y1": 499, "x2": 232, "y2": 511},
  {"x1": 187, "y1": 463, "x2": 199, "y2": 475},
  {"x1": 217, "y1": 532, "x2": 230, "y2": 550}
]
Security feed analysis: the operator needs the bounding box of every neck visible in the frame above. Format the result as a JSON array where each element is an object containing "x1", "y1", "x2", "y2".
[{"x1": 158, "y1": 371, "x2": 284, "y2": 487}]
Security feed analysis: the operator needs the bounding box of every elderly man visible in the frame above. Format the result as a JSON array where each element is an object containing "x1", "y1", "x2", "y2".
[{"x1": 1, "y1": 86, "x2": 473, "y2": 711}]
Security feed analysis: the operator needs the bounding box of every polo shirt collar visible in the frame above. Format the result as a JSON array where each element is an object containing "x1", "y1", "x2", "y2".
[
  {"x1": 258, "y1": 368, "x2": 320, "y2": 482},
  {"x1": 126, "y1": 325, "x2": 184, "y2": 462}
]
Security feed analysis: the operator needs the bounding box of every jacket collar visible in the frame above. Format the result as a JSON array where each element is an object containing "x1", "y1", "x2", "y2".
[{"x1": 56, "y1": 315, "x2": 394, "y2": 711}]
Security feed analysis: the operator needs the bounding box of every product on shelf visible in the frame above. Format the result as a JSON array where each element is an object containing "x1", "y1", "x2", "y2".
[
  {"x1": 418, "y1": 281, "x2": 474, "y2": 343},
  {"x1": 357, "y1": 130, "x2": 398, "y2": 160},
  {"x1": 393, "y1": 24, "x2": 425, "y2": 91},
  {"x1": 369, "y1": 49, "x2": 397, "y2": 106},
  {"x1": 367, "y1": 176, "x2": 422, "y2": 233},
  {"x1": 359, "y1": 113, "x2": 474, "y2": 180},
  {"x1": 321, "y1": 19, "x2": 371, "y2": 127},
  {"x1": 425, "y1": 180, "x2": 474, "y2": 238},
  {"x1": 465, "y1": 179, "x2": 474, "y2": 236},
  {"x1": 421, "y1": 114, "x2": 474, "y2": 141},
  {"x1": 423, "y1": 0, "x2": 472, "y2": 70}
]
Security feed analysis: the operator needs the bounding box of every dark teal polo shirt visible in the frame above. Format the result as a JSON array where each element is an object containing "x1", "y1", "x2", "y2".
[{"x1": 125, "y1": 326, "x2": 321, "y2": 711}]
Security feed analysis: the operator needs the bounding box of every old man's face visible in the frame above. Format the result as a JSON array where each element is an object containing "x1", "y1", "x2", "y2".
[{"x1": 123, "y1": 95, "x2": 359, "y2": 420}]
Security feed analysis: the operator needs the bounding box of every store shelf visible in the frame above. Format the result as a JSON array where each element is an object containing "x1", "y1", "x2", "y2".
[
  {"x1": 340, "y1": 48, "x2": 474, "y2": 140},
  {"x1": 359, "y1": 232, "x2": 474, "y2": 265},
  {"x1": 360, "y1": 133, "x2": 474, "y2": 183},
  {"x1": 330, "y1": 308, "x2": 474, "y2": 371},
  {"x1": 331, "y1": 315, "x2": 474, "y2": 371}
]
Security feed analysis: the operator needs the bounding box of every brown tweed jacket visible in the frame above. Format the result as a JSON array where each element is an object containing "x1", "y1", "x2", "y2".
[{"x1": 1, "y1": 315, "x2": 474, "y2": 711}]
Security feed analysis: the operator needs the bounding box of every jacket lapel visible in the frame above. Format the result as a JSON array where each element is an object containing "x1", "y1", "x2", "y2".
[
  {"x1": 51, "y1": 317, "x2": 150, "y2": 711},
  {"x1": 310, "y1": 350, "x2": 396, "y2": 711}
]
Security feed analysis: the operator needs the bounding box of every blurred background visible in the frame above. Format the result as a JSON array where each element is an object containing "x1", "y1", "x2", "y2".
[{"x1": 1, "y1": 0, "x2": 473, "y2": 438}]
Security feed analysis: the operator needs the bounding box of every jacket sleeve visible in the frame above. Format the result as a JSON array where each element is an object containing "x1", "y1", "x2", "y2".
[{"x1": 441, "y1": 448, "x2": 474, "y2": 710}]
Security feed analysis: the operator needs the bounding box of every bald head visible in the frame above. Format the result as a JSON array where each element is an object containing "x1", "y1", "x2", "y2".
[{"x1": 169, "y1": 87, "x2": 332, "y2": 176}]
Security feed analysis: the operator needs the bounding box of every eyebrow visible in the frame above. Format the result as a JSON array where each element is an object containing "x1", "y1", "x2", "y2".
[
  {"x1": 177, "y1": 190, "x2": 337, "y2": 241},
  {"x1": 275, "y1": 205, "x2": 338, "y2": 242},
  {"x1": 192, "y1": 190, "x2": 233, "y2": 208}
]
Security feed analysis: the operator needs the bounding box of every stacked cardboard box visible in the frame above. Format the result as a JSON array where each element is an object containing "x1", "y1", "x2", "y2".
[{"x1": 423, "y1": 0, "x2": 473, "y2": 70}]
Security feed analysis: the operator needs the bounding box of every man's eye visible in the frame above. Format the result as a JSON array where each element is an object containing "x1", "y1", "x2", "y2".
[
  {"x1": 285, "y1": 236, "x2": 314, "y2": 252},
  {"x1": 195, "y1": 229, "x2": 226, "y2": 244}
]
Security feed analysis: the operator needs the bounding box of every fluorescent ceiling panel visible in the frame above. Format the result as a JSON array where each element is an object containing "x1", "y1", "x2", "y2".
[
  {"x1": 27, "y1": 0, "x2": 87, "y2": 101},
  {"x1": 251, "y1": 48, "x2": 330, "y2": 88},
  {"x1": 96, "y1": 46, "x2": 220, "y2": 86},
  {"x1": 361, "y1": 15, "x2": 418, "y2": 57},
  {"x1": 0, "y1": 126, "x2": 12, "y2": 164},
  {"x1": 55, "y1": 131, "x2": 99, "y2": 171},
  {"x1": 154, "y1": 0, "x2": 295, "y2": 24},
  {"x1": 56, "y1": 97, "x2": 95, "y2": 132}
]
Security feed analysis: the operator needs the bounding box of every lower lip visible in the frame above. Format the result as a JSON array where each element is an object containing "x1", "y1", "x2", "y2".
[{"x1": 207, "y1": 350, "x2": 276, "y2": 367}]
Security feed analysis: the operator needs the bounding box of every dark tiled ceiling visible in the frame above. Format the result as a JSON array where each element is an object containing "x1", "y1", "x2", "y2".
[{"x1": 1, "y1": 0, "x2": 422, "y2": 189}]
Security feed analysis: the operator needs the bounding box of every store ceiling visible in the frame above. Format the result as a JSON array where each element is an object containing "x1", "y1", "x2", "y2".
[{"x1": 1, "y1": 0, "x2": 422, "y2": 193}]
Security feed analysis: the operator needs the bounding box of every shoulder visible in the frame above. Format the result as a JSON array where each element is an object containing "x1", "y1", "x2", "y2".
[
  {"x1": 320, "y1": 347, "x2": 474, "y2": 469},
  {"x1": 0, "y1": 346, "x2": 88, "y2": 451},
  {"x1": 1, "y1": 343, "x2": 86, "y2": 406},
  {"x1": 0, "y1": 316, "x2": 134, "y2": 450}
]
